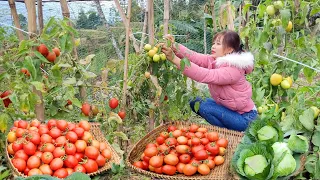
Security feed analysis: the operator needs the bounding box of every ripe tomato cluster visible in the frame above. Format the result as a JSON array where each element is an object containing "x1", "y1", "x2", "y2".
[
  {"x1": 37, "y1": 44, "x2": 60, "y2": 63},
  {"x1": 133, "y1": 124, "x2": 228, "y2": 176},
  {"x1": 7, "y1": 119, "x2": 112, "y2": 178}
]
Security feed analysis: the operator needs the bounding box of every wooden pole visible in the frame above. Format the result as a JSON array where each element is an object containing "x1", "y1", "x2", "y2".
[
  {"x1": 148, "y1": 0, "x2": 154, "y2": 45},
  {"x1": 204, "y1": 5, "x2": 207, "y2": 54},
  {"x1": 140, "y1": 11, "x2": 148, "y2": 52},
  {"x1": 227, "y1": 1, "x2": 234, "y2": 31},
  {"x1": 120, "y1": 0, "x2": 132, "y2": 152},
  {"x1": 25, "y1": 0, "x2": 45, "y2": 121},
  {"x1": 163, "y1": 0, "x2": 169, "y2": 36},
  {"x1": 211, "y1": 0, "x2": 217, "y2": 33},
  {"x1": 37, "y1": 0, "x2": 44, "y2": 33},
  {"x1": 8, "y1": 0, "x2": 24, "y2": 41}
]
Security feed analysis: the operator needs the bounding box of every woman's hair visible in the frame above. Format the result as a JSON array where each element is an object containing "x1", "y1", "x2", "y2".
[{"x1": 213, "y1": 31, "x2": 244, "y2": 53}]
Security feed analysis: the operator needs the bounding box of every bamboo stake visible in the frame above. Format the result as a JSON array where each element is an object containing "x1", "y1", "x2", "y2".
[
  {"x1": 210, "y1": 0, "x2": 217, "y2": 33},
  {"x1": 227, "y1": 1, "x2": 234, "y2": 31},
  {"x1": 113, "y1": 0, "x2": 140, "y2": 53},
  {"x1": 148, "y1": 0, "x2": 155, "y2": 131},
  {"x1": 8, "y1": 0, "x2": 24, "y2": 41},
  {"x1": 37, "y1": 0, "x2": 44, "y2": 33},
  {"x1": 25, "y1": 0, "x2": 45, "y2": 121},
  {"x1": 163, "y1": 0, "x2": 169, "y2": 36},
  {"x1": 140, "y1": 11, "x2": 148, "y2": 52}
]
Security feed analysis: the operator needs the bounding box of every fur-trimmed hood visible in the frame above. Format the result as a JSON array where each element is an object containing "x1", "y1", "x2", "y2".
[{"x1": 215, "y1": 52, "x2": 254, "y2": 74}]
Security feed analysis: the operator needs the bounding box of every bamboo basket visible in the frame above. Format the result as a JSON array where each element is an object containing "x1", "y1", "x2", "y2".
[
  {"x1": 5, "y1": 122, "x2": 121, "y2": 177},
  {"x1": 126, "y1": 121, "x2": 244, "y2": 180}
]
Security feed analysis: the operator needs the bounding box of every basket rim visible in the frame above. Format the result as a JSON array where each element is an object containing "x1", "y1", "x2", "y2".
[
  {"x1": 126, "y1": 121, "x2": 244, "y2": 180},
  {"x1": 5, "y1": 122, "x2": 121, "y2": 177}
]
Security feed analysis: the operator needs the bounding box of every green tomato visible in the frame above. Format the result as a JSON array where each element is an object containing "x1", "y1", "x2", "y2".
[
  {"x1": 311, "y1": 106, "x2": 320, "y2": 119},
  {"x1": 266, "y1": 5, "x2": 275, "y2": 16},
  {"x1": 280, "y1": 79, "x2": 290, "y2": 89},
  {"x1": 273, "y1": 1, "x2": 284, "y2": 9},
  {"x1": 144, "y1": 44, "x2": 152, "y2": 51},
  {"x1": 160, "y1": 53, "x2": 166, "y2": 61},
  {"x1": 153, "y1": 54, "x2": 160, "y2": 62}
]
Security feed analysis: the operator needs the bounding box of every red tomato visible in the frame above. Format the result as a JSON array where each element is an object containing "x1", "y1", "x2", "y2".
[
  {"x1": 191, "y1": 145, "x2": 205, "y2": 154},
  {"x1": 176, "y1": 162, "x2": 185, "y2": 174},
  {"x1": 133, "y1": 161, "x2": 144, "y2": 169},
  {"x1": 85, "y1": 146, "x2": 100, "y2": 160},
  {"x1": 205, "y1": 142, "x2": 220, "y2": 156},
  {"x1": 160, "y1": 132, "x2": 169, "y2": 138},
  {"x1": 28, "y1": 168, "x2": 42, "y2": 176},
  {"x1": 177, "y1": 136, "x2": 188, "y2": 145},
  {"x1": 53, "y1": 168, "x2": 68, "y2": 178},
  {"x1": 52, "y1": 47, "x2": 60, "y2": 57},
  {"x1": 109, "y1": 98, "x2": 119, "y2": 109},
  {"x1": 53, "y1": 146, "x2": 65, "y2": 158},
  {"x1": 194, "y1": 149, "x2": 209, "y2": 160},
  {"x1": 15, "y1": 128, "x2": 26, "y2": 138},
  {"x1": 165, "y1": 138, "x2": 177, "y2": 147},
  {"x1": 30, "y1": 119, "x2": 40, "y2": 127},
  {"x1": 183, "y1": 164, "x2": 198, "y2": 176},
  {"x1": 47, "y1": 119, "x2": 57, "y2": 129},
  {"x1": 14, "y1": 150, "x2": 29, "y2": 161},
  {"x1": 56, "y1": 120, "x2": 68, "y2": 131},
  {"x1": 41, "y1": 134, "x2": 52, "y2": 143},
  {"x1": 83, "y1": 159, "x2": 98, "y2": 173},
  {"x1": 78, "y1": 120, "x2": 90, "y2": 131},
  {"x1": 64, "y1": 155, "x2": 79, "y2": 168},
  {"x1": 179, "y1": 154, "x2": 191, "y2": 164},
  {"x1": 189, "y1": 124, "x2": 199, "y2": 133},
  {"x1": 12, "y1": 158, "x2": 26, "y2": 172},
  {"x1": 65, "y1": 143, "x2": 77, "y2": 155},
  {"x1": 75, "y1": 140, "x2": 87, "y2": 153},
  {"x1": 144, "y1": 147, "x2": 158, "y2": 157},
  {"x1": 23, "y1": 141, "x2": 36, "y2": 156},
  {"x1": 145, "y1": 143, "x2": 157, "y2": 149},
  {"x1": 195, "y1": 132, "x2": 204, "y2": 138},
  {"x1": 167, "y1": 125, "x2": 177, "y2": 132},
  {"x1": 96, "y1": 154, "x2": 106, "y2": 167},
  {"x1": 175, "y1": 145, "x2": 191, "y2": 154},
  {"x1": 73, "y1": 127, "x2": 85, "y2": 138},
  {"x1": 67, "y1": 123, "x2": 76, "y2": 131},
  {"x1": 198, "y1": 164, "x2": 210, "y2": 175},
  {"x1": 74, "y1": 152, "x2": 84, "y2": 162},
  {"x1": 74, "y1": 164, "x2": 86, "y2": 173},
  {"x1": 172, "y1": 130, "x2": 182, "y2": 138},
  {"x1": 50, "y1": 158, "x2": 63, "y2": 171},
  {"x1": 216, "y1": 138, "x2": 228, "y2": 148},
  {"x1": 38, "y1": 126, "x2": 49, "y2": 136},
  {"x1": 156, "y1": 136, "x2": 165, "y2": 145},
  {"x1": 49, "y1": 128, "x2": 61, "y2": 139},
  {"x1": 41, "y1": 152, "x2": 53, "y2": 164},
  {"x1": 118, "y1": 111, "x2": 126, "y2": 119},
  {"x1": 18, "y1": 120, "x2": 28, "y2": 129},
  {"x1": 1, "y1": 90, "x2": 12, "y2": 107},
  {"x1": 99, "y1": 142, "x2": 108, "y2": 152},
  {"x1": 27, "y1": 155, "x2": 41, "y2": 169},
  {"x1": 149, "y1": 156, "x2": 163, "y2": 168},
  {"x1": 34, "y1": 151, "x2": 43, "y2": 158},
  {"x1": 46, "y1": 51, "x2": 56, "y2": 63},
  {"x1": 37, "y1": 44, "x2": 49, "y2": 56},
  {"x1": 162, "y1": 165, "x2": 176, "y2": 175},
  {"x1": 27, "y1": 133, "x2": 41, "y2": 145},
  {"x1": 41, "y1": 143, "x2": 55, "y2": 152},
  {"x1": 12, "y1": 141, "x2": 23, "y2": 152},
  {"x1": 164, "y1": 154, "x2": 179, "y2": 166},
  {"x1": 39, "y1": 164, "x2": 53, "y2": 175},
  {"x1": 191, "y1": 137, "x2": 201, "y2": 146},
  {"x1": 206, "y1": 132, "x2": 219, "y2": 142},
  {"x1": 55, "y1": 136, "x2": 67, "y2": 147}
]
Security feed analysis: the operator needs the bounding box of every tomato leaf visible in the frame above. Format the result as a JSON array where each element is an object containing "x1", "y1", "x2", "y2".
[
  {"x1": 24, "y1": 56, "x2": 37, "y2": 80},
  {"x1": 113, "y1": 131, "x2": 129, "y2": 140},
  {"x1": 180, "y1": 58, "x2": 191, "y2": 72},
  {"x1": 70, "y1": 98, "x2": 82, "y2": 108},
  {"x1": 34, "y1": 51, "x2": 49, "y2": 63},
  {"x1": 108, "y1": 112, "x2": 123, "y2": 124},
  {"x1": 0, "y1": 113, "x2": 10, "y2": 132},
  {"x1": 194, "y1": 101, "x2": 200, "y2": 113},
  {"x1": 63, "y1": 77, "x2": 77, "y2": 86},
  {"x1": 30, "y1": 81, "x2": 45, "y2": 93}
]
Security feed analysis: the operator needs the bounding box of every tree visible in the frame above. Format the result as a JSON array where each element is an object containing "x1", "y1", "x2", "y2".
[
  {"x1": 76, "y1": 9, "x2": 89, "y2": 29},
  {"x1": 88, "y1": 12, "x2": 102, "y2": 29},
  {"x1": 18, "y1": 14, "x2": 27, "y2": 31}
]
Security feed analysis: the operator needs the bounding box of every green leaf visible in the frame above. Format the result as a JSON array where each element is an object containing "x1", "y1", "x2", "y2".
[
  {"x1": 58, "y1": 63, "x2": 72, "y2": 68},
  {"x1": 83, "y1": 71, "x2": 97, "y2": 79},
  {"x1": 42, "y1": 17, "x2": 55, "y2": 34},
  {"x1": 108, "y1": 112, "x2": 123, "y2": 124},
  {"x1": 113, "y1": 131, "x2": 129, "y2": 140},
  {"x1": 24, "y1": 56, "x2": 37, "y2": 80},
  {"x1": 60, "y1": 35, "x2": 67, "y2": 53},
  {"x1": 194, "y1": 101, "x2": 200, "y2": 113},
  {"x1": 65, "y1": 172, "x2": 90, "y2": 180},
  {"x1": 30, "y1": 81, "x2": 45, "y2": 93},
  {"x1": 70, "y1": 98, "x2": 82, "y2": 108},
  {"x1": 305, "y1": 154, "x2": 317, "y2": 174},
  {"x1": 63, "y1": 77, "x2": 77, "y2": 86},
  {"x1": 312, "y1": 131, "x2": 320, "y2": 147},
  {"x1": 303, "y1": 67, "x2": 315, "y2": 83},
  {"x1": 34, "y1": 51, "x2": 50, "y2": 63},
  {"x1": 0, "y1": 113, "x2": 10, "y2": 132},
  {"x1": 180, "y1": 58, "x2": 191, "y2": 72},
  {"x1": 316, "y1": 44, "x2": 320, "y2": 61},
  {"x1": 79, "y1": 54, "x2": 95, "y2": 65},
  {"x1": 299, "y1": 108, "x2": 315, "y2": 131}
]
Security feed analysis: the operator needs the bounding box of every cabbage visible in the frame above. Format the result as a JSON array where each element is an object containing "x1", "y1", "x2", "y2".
[
  {"x1": 244, "y1": 155, "x2": 268, "y2": 176},
  {"x1": 288, "y1": 134, "x2": 309, "y2": 153},
  {"x1": 272, "y1": 142, "x2": 296, "y2": 177},
  {"x1": 257, "y1": 126, "x2": 278, "y2": 142}
]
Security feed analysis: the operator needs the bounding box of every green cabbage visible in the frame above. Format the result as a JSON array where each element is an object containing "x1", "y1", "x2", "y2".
[
  {"x1": 257, "y1": 125, "x2": 279, "y2": 142},
  {"x1": 272, "y1": 142, "x2": 296, "y2": 177}
]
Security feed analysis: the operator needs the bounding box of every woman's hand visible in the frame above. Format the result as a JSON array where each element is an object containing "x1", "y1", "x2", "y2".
[
  {"x1": 161, "y1": 45, "x2": 175, "y2": 62},
  {"x1": 163, "y1": 34, "x2": 177, "y2": 50}
]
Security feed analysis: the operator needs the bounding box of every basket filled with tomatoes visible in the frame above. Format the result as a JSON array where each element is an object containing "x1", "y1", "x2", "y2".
[
  {"x1": 126, "y1": 121, "x2": 244, "y2": 180},
  {"x1": 5, "y1": 119, "x2": 121, "y2": 178}
]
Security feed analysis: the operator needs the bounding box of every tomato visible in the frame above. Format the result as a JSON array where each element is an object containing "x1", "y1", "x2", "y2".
[
  {"x1": 34, "y1": 151, "x2": 43, "y2": 158},
  {"x1": 145, "y1": 143, "x2": 157, "y2": 149},
  {"x1": 38, "y1": 126, "x2": 49, "y2": 136},
  {"x1": 109, "y1": 98, "x2": 119, "y2": 109},
  {"x1": 74, "y1": 152, "x2": 84, "y2": 162},
  {"x1": 53, "y1": 168, "x2": 68, "y2": 178},
  {"x1": 175, "y1": 145, "x2": 191, "y2": 154},
  {"x1": 82, "y1": 131, "x2": 92, "y2": 143},
  {"x1": 73, "y1": 127, "x2": 85, "y2": 138},
  {"x1": 74, "y1": 164, "x2": 86, "y2": 173},
  {"x1": 46, "y1": 51, "x2": 56, "y2": 63},
  {"x1": 144, "y1": 147, "x2": 158, "y2": 157},
  {"x1": 24, "y1": 167, "x2": 30, "y2": 175},
  {"x1": 41, "y1": 143, "x2": 55, "y2": 152},
  {"x1": 7, "y1": 143, "x2": 14, "y2": 155},
  {"x1": 177, "y1": 136, "x2": 188, "y2": 145},
  {"x1": 14, "y1": 121, "x2": 19, "y2": 127},
  {"x1": 53, "y1": 146, "x2": 65, "y2": 158},
  {"x1": 7, "y1": 131, "x2": 17, "y2": 143},
  {"x1": 172, "y1": 130, "x2": 182, "y2": 138},
  {"x1": 30, "y1": 119, "x2": 40, "y2": 128},
  {"x1": 56, "y1": 120, "x2": 68, "y2": 131},
  {"x1": 50, "y1": 158, "x2": 63, "y2": 171},
  {"x1": 52, "y1": 47, "x2": 60, "y2": 57},
  {"x1": 169, "y1": 149, "x2": 178, "y2": 156},
  {"x1": 55, "y1": 136, "x2": 67, "y2": 147},
  {"x1": 194, "y1": 149, "x2": 209, "y2": 160},
  {"x1": 191, "y1": 137, "x2": 201, "y2": 146},
  {"x1": 47, "y1": 119, "x2": 57, "y2": 129},
  {"x1": 91, "y1": 140, "x2": 100, "y2": 150},
  {"x1": 204, "y1": 159, "x2": 215, "y2": 169},
  {"x1": 179, "y1": 154, "x2": 191, "y2": 164},
  {"x1": 195, "y1": 132, "x2": 204, "y2": 138},
  {"x1": 10, "y1": 126, "x2": 17, "y2": 132},
  {"x1": 183, "y1": 164, "x2": 198, "y2": 176},
  {"x1": 27, "y1": 133, "x2": 41, "y2": 145},
  {"x1": 83, "y1": 159, "x2": 98, "y2": 173},
  {"x1": 49, "y1": 128, "x2": 61, "y2": 139},
  {"x1": 66, "y1": 168, "x2": 73, "y2": 175},
  {"x1": 205, "y1": 142, "x2": 220, "y2": 156},
  {"x1": 12, "y1": 158, "x2": 26, "y2": 172},
  {"x1": 200, "y1": 138, "x2": 210, "y2": 145},
  {"x1": 38, "y1": 164, "x2": 52, "y2": 175},
  {"x1": 164, "y1": 154, "x2": 179, "y2": 166},
  {"x1": 162, "y1": 165, "x2": 176, "y2": 176},
  {"x1": 38, "y1": 44, "x2": 49, "y2": 56},
  {"x1": 1, "y1": 90, "x2": 12, "y2": 107},
  {"x1": 149, "y1": 165, "x2": 155, "y2": 172},
  {"x1": 206, "y1": 132, "x2": 219, "y2": 142},
  {"x1": 176, "y1": 163, "x2": 185, "y2": 173},
  {"x1": 149, "y1": 156, "x2": 163, "y2": 168},
  {"x1": 216, "y1": 138, "x2": 228, "y2": 148},
  {"x1": 197, "y1": 127, "x2": 208, "y2": 133},
  {"x1": 99, "y1": 142, "x2": 108, "y2": 152},
  {"x1": 188, "y1": 139, "x2": 192, "y2": 146},
  {"x1": 186, "y1": 132, "x2": 195, "y2": 139},
  {"x1": 118, "y1": 111, "x2": 126, "y2": 119},
  {"x1": 158, "y1": 144, "x2": 169, "y2": 154},
  {"x1": 214, "y1": 156, "x2": 224, "y2": 165},
  {"x1": 65, "y1": 143, "x2": 76, "y2": 155},
  {"x1": 41, "y1": 152, "x2": 53, "y2": 164},
  {"x1": 28, "y1": 168, "x2": 42, "y2": 176},
  {"x1": 160, "y1": 132, "x2": 169, "y2": 139},
  {"x1": 189, "y1": 124, "x2": 199, "y2": 133},
  {"x1": 64, "y1": 155, "x2": 79, "y2": 168},
  {"x1": 191, "y1": 145, "x2": 205, "y2": 154},
  {"x1": 75, "y1": 140, "x2": 87, "y2": 153},
  {"x1": 198, "y1": 164, "x2": 210, "y2": 175},
  {"x1": 219, "y1": 147, "x2": 226, "y2": 156},
  {"x1": 67, "y1": 123, "x2": 76, "y2": 131},
  {"x1": 133, "y1": 161, "x2": 144, "y2": 169},
  {"x1": 28, "y1": 127, "x2": 38, "y2": 132},
  {"x1": 41, "y1": 134, "x2": 52, "y2": 143},
  {"x1": 27, "y1": 155, "x2": 41, "y2": 169},
  {"x1": 23, "y1": 141, "x2": 36, "y2": 155},
  {"x1": 12, "y1": 140, "x2": 23, "y2": 152},
  {"x1": 85, "y1": 146, "x2": 100, "y2": 160},
  {"x1": 101, "y1": 149, "x2": 111, "y2": 160},
  {"x1": 15, "y1": 128, "x2": 26, "y2": 138},
  {"x1": 14, "y1": 150, "x2": 28, "y2": 161},
  {"x1": 156, "y1": 136, "x2": 165, "y2": 145},
  {"x1": 96, "y1": 154, "x2": 106, "y2": 167},
  {"x1": 18, "y1": 120, "x2": 28, "y2": 129},
  {"x1": 167, "y1": 125, "x2": 177, "y2": 132},
  {"x1": 143, "y1": 155, "x2": 151, "y2": 163},
  {"x1": 154, "y1": 167, "x2": 163, "y2": 174},
  {"x1": 165, "y1": 138, "x2": 177, "y2": 147}
]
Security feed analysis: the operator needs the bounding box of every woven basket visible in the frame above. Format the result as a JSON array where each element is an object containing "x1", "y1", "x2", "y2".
[
  {"x1": 5, "y1": 122, "x2": 121, "y2": 177},
  {"x1": 126, "y1": 121, "x2": 244, "y2": 180}
]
